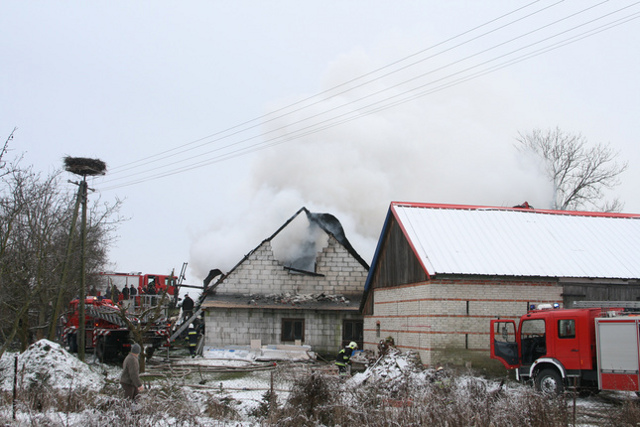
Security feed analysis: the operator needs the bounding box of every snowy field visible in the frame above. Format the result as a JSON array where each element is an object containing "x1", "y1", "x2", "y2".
[{"x1": 1, "y1": 339, "x2": 637, "y2": 426}]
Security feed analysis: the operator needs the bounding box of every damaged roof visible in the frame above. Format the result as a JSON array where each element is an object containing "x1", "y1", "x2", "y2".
[
  {"x1": 203, "y1": 207, "x2": 369, "y2": 302},
  {"x1": 201, "y1": 292, "x2": 362, "y2": 311},
  {"x1": 381, "y1": 202, "x2": 640, "y2": 279}
]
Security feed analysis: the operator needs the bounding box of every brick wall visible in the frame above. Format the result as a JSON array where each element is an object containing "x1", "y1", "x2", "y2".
[
  {"x1": 363, "y1": 276, "x2": 562, "y2": 365},
  {"x1": 205, "y1": 233, "x2": 368, "y2": 354},
  {"x1": 215, "y1": 236, "x2": 367, "y2": 297},
  {"x1": 204, "y1": 307, "x2": 362, "y2": 355}
]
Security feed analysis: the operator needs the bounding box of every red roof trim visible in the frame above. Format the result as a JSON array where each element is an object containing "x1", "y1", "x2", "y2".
[{"x1": 390, "y1": 201, "x2": 640, "y2": 219}]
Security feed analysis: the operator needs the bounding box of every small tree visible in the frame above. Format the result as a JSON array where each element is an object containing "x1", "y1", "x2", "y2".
[
  {"x1": 517, "y1": 127, "x2": 628, "y2": 211},
  {"x1": 117, "y1": 291, "x2": 169, "y2": 373}
]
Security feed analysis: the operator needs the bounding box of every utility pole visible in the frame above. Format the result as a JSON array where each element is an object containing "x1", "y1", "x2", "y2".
[
  {"x1": 47, "y1": 182, "x2": 82, "y2": 341},
  {"x1": 61, "y1": 157, "x2": 106, "y2": 362},
  {"x1": 78, "y1": 177, "x2": 88, "y2": 361}
]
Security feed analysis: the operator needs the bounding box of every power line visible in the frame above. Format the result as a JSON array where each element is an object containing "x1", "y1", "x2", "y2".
[
  {"x1": 97, "y1": 1, "x2": 640, "y2": 191},
  {"x1": 99, "y1": 0, "x2": 570, "y2": 186},
  {"x1": 106, "y1": 0, "x2": 546, "y2": 175}
]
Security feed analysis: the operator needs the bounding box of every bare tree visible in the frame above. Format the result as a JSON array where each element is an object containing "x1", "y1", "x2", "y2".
[
  {"x1": 517, "y1": 127, "x2": 628, "y2": 211},
  {"x1": 0, "y1": 164, "x2": 121, "y2": 358},
  {"x1": 1, "y1": 128, "x2": 18, "y2": 179}
]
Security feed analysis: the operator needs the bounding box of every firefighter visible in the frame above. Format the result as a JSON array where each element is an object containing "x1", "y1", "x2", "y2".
[
  {"x1": 120, "y1": 343, "x2": 143, "y2": 401},
  {"x1": 335, "y1": 341, "x2": 358, "y2": 375},
  {"x1": 186, "y1": 323, "x2": 198, "y2": 357}
]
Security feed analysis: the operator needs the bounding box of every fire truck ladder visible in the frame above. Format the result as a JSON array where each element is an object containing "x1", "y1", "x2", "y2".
[
  {"x1": 169, "y1": 308, "x2": 203, "y2": 342},
  {"x1": 167, "y1": 268, "x2": 223, "y2": 353},
  {"x1": 572, "y1": 301, "x2": 640, "y2": 309},
  {"x1": 86, "y1": 306, "x2": 131, "y2": 328}
]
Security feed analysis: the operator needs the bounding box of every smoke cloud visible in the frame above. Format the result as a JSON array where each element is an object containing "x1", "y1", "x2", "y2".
[{"x1": 189, "y1": 45, "x2": 553, "y2": 279}]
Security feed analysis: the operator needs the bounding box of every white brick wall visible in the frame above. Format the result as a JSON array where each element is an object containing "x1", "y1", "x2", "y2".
[
  {"x1": 363, "y1": 277, "x2": 563, "y2": 365},
  {"x1": 204, "y1": 307, "x2": 361, "y2": 354},
  {"x1": 215, "y1": 237, "x2": 367, "y2": 297},
  {"x1": 206, "y1": 234, "x2": 368, "y2": 353}
]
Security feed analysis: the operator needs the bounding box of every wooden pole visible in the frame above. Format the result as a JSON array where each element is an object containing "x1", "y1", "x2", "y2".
[
  {"x1": 13, "y1": 355, "x2": 18, "y2": 420},
  {"x1": 78, "y1": 178, "x2": 88, "y2": 361},
  {"x1": 47, "y1": 181, "x2": 82, "y2": 341}
]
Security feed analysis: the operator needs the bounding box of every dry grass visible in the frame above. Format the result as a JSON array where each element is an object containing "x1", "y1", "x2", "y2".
[{"x1": 2, "y1": 364, "x2": 640, "y2": 426}]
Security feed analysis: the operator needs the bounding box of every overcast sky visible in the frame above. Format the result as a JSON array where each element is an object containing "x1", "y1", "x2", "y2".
[{"x1": 2, "y1": 1, "x2": 639, "y2": 285}]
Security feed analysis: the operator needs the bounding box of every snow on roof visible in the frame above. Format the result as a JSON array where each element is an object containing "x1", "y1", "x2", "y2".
[{"x1": 392, "y1": 202, "x2": 640, "y2": 279}]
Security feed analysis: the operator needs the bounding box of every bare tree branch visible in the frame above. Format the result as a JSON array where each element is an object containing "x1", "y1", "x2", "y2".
[
  {"x1": 116, "y1": 292, "x2": 169, "y2": 372},
  {"x1": 516, "y1": 127, "x2": 627, "y2": 211}
]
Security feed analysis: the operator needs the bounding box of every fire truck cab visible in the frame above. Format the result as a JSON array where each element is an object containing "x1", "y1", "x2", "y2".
[{"x1": 491, "y1": 306, "x2": 612, "y2": 394}]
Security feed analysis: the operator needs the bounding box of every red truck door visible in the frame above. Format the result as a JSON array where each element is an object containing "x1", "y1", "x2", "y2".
[
  {"x1": 552, "y1": 317, "x2": 582, "y2": 370},
  {"x1": 491, "y1": 320, "x2": 520, "y2": 369}
]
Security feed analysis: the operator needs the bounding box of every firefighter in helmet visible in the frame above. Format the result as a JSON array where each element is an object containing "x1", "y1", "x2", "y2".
[
  {"x1": 186, "y1": 323, "x2": 198, "y2": 357},
  {"x1": 335, "y1": 341, "x2": 358, "y2": 374}
]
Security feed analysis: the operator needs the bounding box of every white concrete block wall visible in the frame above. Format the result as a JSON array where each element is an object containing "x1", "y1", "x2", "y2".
[
  {"x1": 204, "y1": 307, "x2": 360, "y2": 354},
  {"x1": 363, "y1": 277, "x2": 563, "y2": 366},
  {"x1": 205, "y1": 230, "x2": 368, "y2": 355},
  {"x1": 215, "y1": 237, "x2": 368, "y2": 297}
]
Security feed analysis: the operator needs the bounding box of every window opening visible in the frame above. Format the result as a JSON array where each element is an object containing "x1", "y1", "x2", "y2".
[{"x1": 281, "y1": 319, "x2": 305, "y2": 342}]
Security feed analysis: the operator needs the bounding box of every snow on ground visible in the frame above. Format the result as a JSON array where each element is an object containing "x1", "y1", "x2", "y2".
[
  {"x1": 0, "y1": 339, "x2": 629, "y2": 426},
  {"x1": 200, "y1": 344, "x2": 315, "y2": 363},
  {"x1": 0, "y1": 339, "x2": 104, "y2": 392}
]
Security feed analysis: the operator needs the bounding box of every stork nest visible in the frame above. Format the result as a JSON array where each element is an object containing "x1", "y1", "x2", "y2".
[{"x1": 63, "y1": 156, "x2": 107, "y2": 176}]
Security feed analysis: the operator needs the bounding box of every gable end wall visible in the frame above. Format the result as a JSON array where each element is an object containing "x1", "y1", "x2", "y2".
[
  {"x1": 372, "y1": 217, "x2": 428, "y2": 290},
  {"x1": 215, "y1": 236, "x2": 367, "y2": 297}
]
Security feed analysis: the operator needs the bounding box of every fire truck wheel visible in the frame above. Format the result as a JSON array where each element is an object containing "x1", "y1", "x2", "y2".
[{"x1": 535, "y1": 368, "x2": 564, "y2": 394}]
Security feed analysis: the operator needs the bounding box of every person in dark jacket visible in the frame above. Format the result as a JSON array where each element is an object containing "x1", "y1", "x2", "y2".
[
  {"x1": 122, "y1": 284, "x2": 130, "y2": 300},
  {"x1": 120, "y1": 343, "x2": 143, "y2": 400},
  {"x1": 182, "y1": 294, "x2": 195, "y2": 321},
  {"x1": 335, "y1": 341, "x2": 358, "y2": 374},
  {"x1": 186, "y1": 323, "x2": 198, "y2": 357}
]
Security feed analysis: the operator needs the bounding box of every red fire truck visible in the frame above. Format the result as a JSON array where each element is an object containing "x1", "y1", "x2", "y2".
[
  {"x1": 62, "y1": 294, "x2": 173, "y2": 360},
  {"x1": 491, "y1": 303, "x2": 640, "y2": 394},
  {"x1": 98, "y1": 272, "x2": 178, "y2": 301}
]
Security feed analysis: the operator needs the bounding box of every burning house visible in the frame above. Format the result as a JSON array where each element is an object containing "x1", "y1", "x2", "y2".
[
  {"x1": 362, "y1": 202, "x2": 640, "y2": 366},
  {"x1": 201, "y1": 207, "x2": 369, "y2": 356}
]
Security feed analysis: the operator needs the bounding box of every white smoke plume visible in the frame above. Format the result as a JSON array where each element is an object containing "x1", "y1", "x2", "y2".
[{"x1": 189, "y1": 45, "x2": 553, "y2": 279}]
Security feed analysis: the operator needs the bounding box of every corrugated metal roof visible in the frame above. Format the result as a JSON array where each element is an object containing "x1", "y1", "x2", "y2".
[{"x1": 392, "y1": 202, "x2": 640, "y2": 279}]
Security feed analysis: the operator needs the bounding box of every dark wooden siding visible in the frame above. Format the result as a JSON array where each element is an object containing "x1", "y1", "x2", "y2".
[
  {"x1": 562, "y1": 281, "x2": 640, "y2": 307},
  {"x1": 370, "y1": 216, "x2": 428, "y2": 289}
]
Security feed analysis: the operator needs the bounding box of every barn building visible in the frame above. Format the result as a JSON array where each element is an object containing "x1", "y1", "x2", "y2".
[
  {"x1": 201, "y1": 207, "x2": 369, "y2": 356},
  {"x1": 361, "y1": 202, "x2": 640, "y2": 366}
]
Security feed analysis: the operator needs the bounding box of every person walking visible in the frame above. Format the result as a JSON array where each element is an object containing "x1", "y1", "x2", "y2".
[
  {"x1": 182, "y1": 293, "x2": 195, "y2": 321},
  {"x1": 335, "y1": 341, "x2": 358, "y2": 375},
  {"x1": 120, "y1": 343, "x2": 144, "y2": 401}
]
